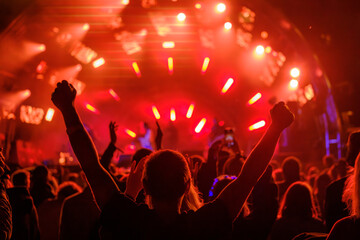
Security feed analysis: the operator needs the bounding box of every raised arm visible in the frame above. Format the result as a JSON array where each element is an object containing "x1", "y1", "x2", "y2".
[
  {"x1": 51, "y1": 80, "x2": 119, "y2": 209},
  {"x1": 0, "y1": 153, "x2": 11, "y2": 240},
  {"x1": 218, "y1": 102, "x2": 294, "y2": 220}
]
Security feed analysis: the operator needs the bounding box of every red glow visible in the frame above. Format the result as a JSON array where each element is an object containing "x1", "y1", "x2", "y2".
[
  {"x1": 195, "y1": 118, "x2": 207, "y2": 133},
  {"x1": 195, "y1": 3, "x2": 201, "y2": 9},
  {"x1": 45, "y1": 108, "x2": 55, "y2": 122},
  {"x1": 85, "y1": 103, "x2": 98, "y2": 113},
  {"x1": 168, "y1": 57, "x2": 174, "y2": 75},
  {"x1": 132, "y1": 62, "x2": 141, "y2": 78},
  {"x1": 38, "y1": 44, "x2": 46, "y2": 52},
  {"x1": 249, "y1": 120, "x2": 266, "y2": 131},
  {"x1": 218, "y1": 120, "x2": 225, "y2": 126},
  {"x1": 248, "y1": 92, "x2": 262, "y2": 105},
  {"x1": 186, "y1": 104, "x2": 195, "y2": 118},
  {"x1": 92, "y1": 58, "x2": 105, "y2": 68},
  {"x1": 201, "y1": 57, "x2": 210, "y2": 74},
  {"x1": 152, "y1": 106, "x2": 161, "y2": 120},
  {"x1": 162, "y1": 41, "x2": 175, "y2": 48},
  {"x1": 83, "y1": 23, "x2": 90, "y2": 31},
  {"x1": 36, "y1": 61, "x2": 47, "y2": 73},
  {"x1": 221, "y1": 78, "x2": 234, "y2": 94},
  {"x1": 125, "y1": 129, "x2": 136, "y2": 138},
  {"x1": 23, "y1": 90, "x2": 31, "y2": 97},
  {"x1": 170, "y1": 108, "x2": 176, "y2": 121},
  {"x1": 109, "y1": 89, "x2": 120, "y2": 101}
]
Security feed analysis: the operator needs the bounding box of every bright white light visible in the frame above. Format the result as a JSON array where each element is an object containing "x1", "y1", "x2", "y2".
[
  {"x1": 224, "y1": 22, "x2": 232, "y2": 30},
  {"x1": 216, "y1": 3, "x2": 226, "y2": 13},
  {"x1": 289, "y1": 79, "x2": 299, "y2": 90},
  {"x1": 177, "y1": 13, "x2": 186, "y2": 22},
  {"x1": 290, "y1": 68, "x2": 300, "y2": 78}
]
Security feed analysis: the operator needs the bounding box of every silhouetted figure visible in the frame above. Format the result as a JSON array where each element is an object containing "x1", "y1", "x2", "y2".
[
  {"x1": 277, "y1": 156, "x2": 302, "y2": 200},
  {"x1": 7, "y1": 170, "x2": 40, "y2": 240},
  {"x1": 30, "y1": 165, "x2": 55, "y2": 208},
  {"x1": 0, "y1": 152, "x2": 12, "y2": 240}
]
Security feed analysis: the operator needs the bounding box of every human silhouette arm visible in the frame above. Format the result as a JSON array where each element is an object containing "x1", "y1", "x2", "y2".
[
  {"x1": 0, "y1": 152, "x2": 11, "y2": 240},
  {"x1": 51, "y1": 80, "x2": 119, "y2": 209},
  {"x1": 155, "y1": 121, "x2": 163, "y2": 150},
  {"x1": 100, "y1": 121, "x2": 121, "y2": 170},
  {"x1": 218, "y1": 102, "x2": 294, "y2": 220}
]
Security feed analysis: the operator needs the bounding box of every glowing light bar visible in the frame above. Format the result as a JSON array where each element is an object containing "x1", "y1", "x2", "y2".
[
  {"x1": 45, "y1": 108, "x2": 55, "y2": 122},
  {"x1": 85, "y1": 103, "x2": 98, "y2": 113},
  {"x1": 216, "y1": 3, "x2": 226, "y2": 13},
  {"x1": 221, "y1": 78, "x2": 234, "y2": 94},
  {"x1": 168, "y1": 57, "x2": 174, "y2": 75},
  {"x1": 186, "y1": 104, "x2": 195, "y2": 118},
  {"x1": 170, "y1": 108, "x2": 176, "y2": 121},
  {"x1": 162, "y1": 41, "x2": 175, "y2": 48},
  {"x1": 248, "y1": 93, "x2": 262, "y2": 105},
  {"x1": 132, "y1": 62, "x2": 141, "y2": 78},
  {"x1": 201, "y1": 57, "x2": 210, "y2": 74},
  {"x1": 195, "y1": 3, "x2": 202, "y2": 9},
  {"x1": 249, "y1": 120, "x2": 266, "y2": 131},
  {"x1": 152, "y1": 106, "x2": 161, "y2": 120},
  {"x1": 289, "y1": 79, "x2": 299, "y2": 90},
  {"x1": 83, "y1": 23, "x2": 90, "y2": 31},
  {"x1": 290, "y1": 68, "x2": 300, "y2": 78},
  {"x1": 125, "y1": 129, "x2": 136, "y2": 138},
  {"x1": 177, "y1": 13, "x2": 186, "y2": 22},
  {"x1": 109, "y1": 89, "x2": 120, "y2": 101},
  {"x1": 92, "y1": 58, "x2": 105, "y2": 68},
  {"x1": 224, "y1": 22, "x2": 232, "y2": 30},
  {"x1": 195, "y1": 118, "x2": 207, "y2": 133}
]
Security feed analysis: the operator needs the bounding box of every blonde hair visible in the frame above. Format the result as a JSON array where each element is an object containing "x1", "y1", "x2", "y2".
[{"x1": 343, "y1": 153, "x2": 360, "y2": 217}]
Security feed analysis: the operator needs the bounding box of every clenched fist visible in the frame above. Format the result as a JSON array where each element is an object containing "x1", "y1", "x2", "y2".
[
  {"x1": 51, "y1": 80, "x2": 77, "y2": 112},
  {"x1": 270, "y1": 102, "x2": 295, "y2": 132}
]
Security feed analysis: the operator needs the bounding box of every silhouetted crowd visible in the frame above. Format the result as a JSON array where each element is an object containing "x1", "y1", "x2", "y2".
[{"x1": 0, "y1": 80, "x2": 360, "y2": 239}]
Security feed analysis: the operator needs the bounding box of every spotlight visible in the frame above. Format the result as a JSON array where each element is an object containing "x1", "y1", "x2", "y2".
[
  {"x1": 168, "y1": 57, "x2": 174, "y2": 75},
  {"x1": 109, "y1": 89, "x2": 120, "y2": 101},
  {"x1": 290, "y1": 67, "x2": 300, "y2": 78},
  {"x1": 92, "y1": 58, "x2": 105, "y2": 68},
  {"x1": 85, "y1": 103, "x2": 98, "y2": 113},
  {"x1": 216, "y1": 3, "x2": 226, "y2": 13},
  {"x1": 83, "y1": 23, "x2": 90, "y2": 31},
  {"x1": 38, "y1": 44, "x2": 46, "y2": 52},
  {"x1": 289, "y1": 79, "x2": 299, "y2": 90},
  {"x1": 248, "y1": 92, "x2": 262, "y2": 105},
  {"x1": 221, "y1": 78, "x2": 234, "y2": 94},
  {"x1": 162, "y1": 41, "x2": 175, "y2": 48},
  {"x1": 177, "y1": 13, "x2": 186, "y2": 22},
  {"x1": 254, "y1": 45, "x2": 265, "y2": 57},
  {"x1": 45, "y1": 108, "x2": 55, "y2": 122},
  {"x1": 201, "y1": 57, "x2": 210, "y2": 74},
  {"x1": 152, "y1": 106, "x2": 161, "y2": 120},
  {"x1": 195, "y1": 3, "x2": 201, "y2": 9},
  {"x1": 195, "y1": 118, "x2": 207, "y2": 133},
  {"x1": 224, "y1": 22, "x2": 232, "y2": 30},
  {"x1": 132, "y1": 62, "x2": 141, "y2": 77},
  {"x1": 186, "y1": 104, "x2": 195, "y2": 118},
  {"x1": 249, "y1": 120, "x2": 266, "y2": 131},
  {"x1": 265, "y1": 46, "x2": 272, "y2": 54},
  {"x1": 170, "y1": 108, "x2": 176, "y2": 121},
  {"x1": 125, "y1": 129, "x2": 136, "y2": 138}
]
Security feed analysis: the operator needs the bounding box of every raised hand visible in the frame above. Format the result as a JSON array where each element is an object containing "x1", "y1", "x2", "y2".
[
  {"x1": 51, "y1": 80, "x2": 77, "y2": 112},
  {"x1": 270, "y1": 102, "x2": 295, "y2": 132},
  {"x1": 125, "y1": 157, "x2": 147, "y2": 199},
  {"x1": 155, "y1": 121, "x2": 163, "y2": 150},
  {"x1": 109, "y1": 121, "x2": 118, "y2": 144}
]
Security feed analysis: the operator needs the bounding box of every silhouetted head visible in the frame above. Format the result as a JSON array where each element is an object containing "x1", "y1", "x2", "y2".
[
  {"x1": 282, "y1": 157, "x2": 301, "y2": 182},
  {"x1": 132, "y1": 148, "x2": 153, "y2": 166},
  {"x1": 11, "y1": 169, "x2": 30, "y2": 188},
  {"x1": 322, "y1": 154, "x2": 336, "y2": 169},
  {"x1": 142, "y1": 150, "x2": 191, "y2": 203},
  {"x1": 57, "y1": 181, "x2": 82, "y2": 200},
  {"x1": 280, "y1": 181, "x2": 317, "y2": 219},
  {"x1": 32, "y1": 165, "x2": 49, "y2": 184},
  {"x1": 222, "y1": 153, "x2": 244, "y2": 176}
]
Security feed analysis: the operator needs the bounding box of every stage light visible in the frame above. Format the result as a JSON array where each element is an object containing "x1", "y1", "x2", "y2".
[
  {"x1": 195, "y1": 3, "x2": 201, "y2": 9},
  {"x1": 23, "y1": 90, "x2": 31, "y2": 98},
  {"x1": 38, "y1": 44, "x2": 46, "y2": 52},
  {"x1": 224, "y1": 22, "x2": 232, "y2": 30},
  {"x1": 290, "y1": 67, "x2": 300, "y2": 78},
  {"x1": 162, "y1": 41, "x2": 175, "y2": 48},
  {"x1": 265, "y1": 46, "x2": 272, "y2": 54},
  {"x1": 221, "y1": 78, "x2": 234, "y2": 94},
  {"x1": 121, "y1": 0, "x2": 130, "y2": 5},
  {"x1": 195, "y1": 118, "x2": 207, "y2": 133},
  {"x1": 92, "y1": 58, "x2": 105, "y2": 68},
  {"x1": 186, "y1": 104, "x2": 195, "y2": 118},
  {"x1": 248, "y1": 92, "x2": 262, "y2": 105},
  {"x1": 83, "y1": 23, "x2": 90, "y2": 31},
  {"x1": 201, "y1": 57, "x2": 210, "y2": 74},
  {"x1": 36, "y1": 61, "x2": 47, "y2": 73},
  {"x1": 177, "y1": 13, "x2": 186, "y2": 22},
  {"x1": 85, "y1": 103, "x2": 98, "y2": 113},
  {"x1": 168, "y1": 57, "x2": 174, "y2": 75},
  {"x1": 45, "y1": 108, "x2": 55, "y2": 122},
  {"x1": 132, "y1": 62, "x2": 141, "y2": 78},
  {"x1": 216, "y1": 3, "x2": 226, "y2": 13},
  {"x1": 152, "y1": 106, "x2": 161, "y2": 120},
  {"x1": 289, "y1": 79, "x2": 299, "y2": 90},
  {"x1": 254, "y1": 45, "x2": 265, "y2": 56},
  {"x1": 109, "y1": 89, "x2": 120, "y2": 101},
  {"x1": 218, "y1": 120, "x2": 225, "y2": 126},
  {"x1": 76, "y1": 64, "x2": 82, "y2": 71},
  {"x1": 261, "y1": 31, "x2": 268, "y2": 39},
  {"x1": 20, "y1": 105, "x2": 44, "y2": 125},
  {"x1": 125, "y1": 129, "x2": 136, "y2": 138},
  {"x1": 170, "y1": 108, "x2": 176, "y2": 121},
  {"x1": 249, "y1": 120, "x2": 266, "y2": 131}
]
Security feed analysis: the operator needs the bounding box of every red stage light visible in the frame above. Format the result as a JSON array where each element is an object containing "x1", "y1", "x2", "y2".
[
  {"x1": 224, "y1": 22, "x2": 232, "y2": 30},
  {"x1": 261, "y1": 31, "x2": 268, "y2": 39},
  {"x1": 248, "y1": 92, "x2": 262, "y2": 105},
  {"x1": 45, "y1": 108, "x2": 55, "y2": 122},
  {"x1": 195, "y1": 3, "x2": 201, "y2": 9},
  {"x1": 265, "y1": 46, "x2": 272, "y2": 54},
  {"x1": 92, "y1": 58, "x2": 105, "y2": 68},
  {"x1": 221, "y1": 78, "x2": 234, "y2": 94},
  {"x1": 289, "y1": 79, "x2": 299, "y2": 90},
  {"x1": 195, "y1": 118, "x2": 207, "y2": 133},
  {"x1": 23, "y1": 90, "x2": 31, "y2": 98},
  {"x1": 125, "y1": 129, "x2": 136, "y2": 138},
  {"x1": 132, "y1": 62, "x2": 141, "y2": 78},
  {"x1": 218, "y1": 120, "x2": 225, "y2": 126},
  {"x1": 168, "y1": 57, "x2": 174, "y2": 75},
  {"x1": 249, "y1": 120, "x2": 266, "y2": 131},
  {"x1": 186, "y1": 104, "x2": 195, "y2": 118},
  {"x1": 83, "y1": 23, "x2": 90, "y2": 31},
  {"x1": 201, "y1": 57, "x2": 210, "y2": 74},
  {"x1": 36, "y1": 61, "x2": 47, "y2": 73},
  {"x1": 254, "y1": 45, "x2": 265, "y2": 57},
  {"x1": 38, "y1": 44, "x2": 46, "y2": 52},
  {"x1": 85, "y1": 103, "x2": 98, "y2": 113},
  {"x1": 109, "y1": 89, "x2": 120, "y2": 101},
  {"x1": 290, "y1": 67, "x2": 300, "y2": 78},
  {"x1": 177, "y1": 13, "x2": 186, "y2": 22},
  {"x1": 216, "y1": 3, "x2": 226, "y2": 13},
  {"x1": 152, "y1": 106, "x2": 161, "y2": 120},
  {"x1": 162, "y1": 41, "x2": 175, "y2": 48},
  {"x1": 170, "y1": 108, "x2": 176, "y2": 121}
]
